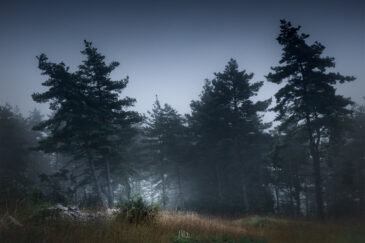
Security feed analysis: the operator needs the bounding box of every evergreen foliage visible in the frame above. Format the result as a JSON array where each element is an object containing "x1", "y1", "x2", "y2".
[
  {"x1": 187, "y1": 59, "x2": 272, "y2": 213},
  {"x1": 267, "y1": 19, "x2": 355, "y2": 218},
  {"x1": 32, "y1": 40, "x2": 141, "y2": 207}
]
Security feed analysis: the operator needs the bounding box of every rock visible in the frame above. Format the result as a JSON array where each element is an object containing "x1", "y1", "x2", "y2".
[
  {"x1": 43, "y1": 204, "x2": 95, "y2": 221},
  {"x1": 36, "y1": 204, "x2": 119, "y2": 222},
  {"x1": 8, "y1": 216, "x2": 23, "y2": 227},
  {"x1": 106, "y1": 208, "x2": 119, "y2": 217},
  {"x1": 54, "y1": 203, "x2": 68, "y2": 211}
]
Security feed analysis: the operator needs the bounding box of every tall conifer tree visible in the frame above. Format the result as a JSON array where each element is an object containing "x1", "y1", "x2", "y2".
[
  {"x1": 267, "y1": 20, "x2": 355, "y2": 218},
  {"x1": 33, "y1": 41, "x2": 141, "y2": 207},
  {"x1": 189, "y1": 59, "x2": 271, "y2": 211}
]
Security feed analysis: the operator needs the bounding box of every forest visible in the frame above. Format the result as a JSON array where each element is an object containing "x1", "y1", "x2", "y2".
[{"x1": 0, "y1": 19, "x2": 364, "y2": 242}]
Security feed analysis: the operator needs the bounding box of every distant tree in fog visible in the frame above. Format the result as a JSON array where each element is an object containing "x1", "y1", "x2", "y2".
[
  {"x1": 144, "y1": 98, "x2": 187, "y2": 208},
  {"x1": 0, "y1": 105, "x2": 30, "y2": 191},
  {"x1": 0, "y1": 105, "x2": 48, "y2": 199}
]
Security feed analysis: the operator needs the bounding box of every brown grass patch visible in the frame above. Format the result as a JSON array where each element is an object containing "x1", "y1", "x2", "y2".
[
  {"x1": 1, "y1": 205, "x2": 364, "y2": 243},
  {"x1": 158, "y1": 211, "x2": 248, "y2": 237},
  {"x1": 234, "y1": 216, "x2": 365, "y2": 243}
]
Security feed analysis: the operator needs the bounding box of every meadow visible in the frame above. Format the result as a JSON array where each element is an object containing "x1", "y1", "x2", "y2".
[{"x1": 1, "y1": 201, "x2": 364, "y2": 243}]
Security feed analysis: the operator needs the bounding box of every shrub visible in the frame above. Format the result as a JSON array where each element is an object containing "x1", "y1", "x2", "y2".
[{"x1": 116, "y1": 196, "x2": 159, "y2": 224}]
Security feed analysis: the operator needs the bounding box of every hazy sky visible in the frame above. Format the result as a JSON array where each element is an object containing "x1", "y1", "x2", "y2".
[{"x1": 0, "y1": 0, "x2": 364, "y2": 122}]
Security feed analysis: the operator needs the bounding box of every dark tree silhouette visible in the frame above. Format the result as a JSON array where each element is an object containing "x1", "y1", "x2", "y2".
[
  {"x1": 267, "y1": 20, "x2": 355, "y2": 218},
  {"x1": 32, "y1": 41, "x2": 141, "y2": 207},
  {"x1": 188, "y1": 59, "x2": 271, "y2": 213}
]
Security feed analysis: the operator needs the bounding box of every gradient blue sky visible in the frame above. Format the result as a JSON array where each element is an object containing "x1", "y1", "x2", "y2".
[{"x1": 0, "y1": 0, "x2": 364, "y2": 122}]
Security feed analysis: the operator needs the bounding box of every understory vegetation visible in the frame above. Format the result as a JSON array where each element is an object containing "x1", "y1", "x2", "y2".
[{"x1": 0, "y1": 199, "x2": 364, "y2": 243}]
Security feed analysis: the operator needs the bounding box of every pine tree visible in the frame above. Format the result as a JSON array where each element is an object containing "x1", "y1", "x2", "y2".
[
  {"x1": 0, "y1": 105, "x2": 48, "y2": 198},
  {"x1": 266, "y1": 20, "x2": 355, "y2": 218},
  {"x1": 351, "y1": 103, "x2": 365, "y2": 216},
  {"x1": 77, "y1": 40, "x2": 141, "y2": 207},
  {"x1": 32, "y1": 41, "x2": 141, "y2": 207},
  {"x1": 145, "y1": 97, "x2": 186, "y2": 208},
  {"x1": 188, "y1": 59, "x2": 271, "y2": 212},
  {"x1": 0, "y1": 105, "x2": 30, "y2": 191}
]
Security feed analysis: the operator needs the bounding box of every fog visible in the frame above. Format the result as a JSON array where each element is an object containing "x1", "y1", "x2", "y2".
[{"x1": 0, "y1": 1, "x2": 364, "y2": 242}]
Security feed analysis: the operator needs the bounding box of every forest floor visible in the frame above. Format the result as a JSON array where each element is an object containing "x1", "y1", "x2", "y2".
[{"x1": 0, "y1": 204, "x2": 364, "y2": 243}]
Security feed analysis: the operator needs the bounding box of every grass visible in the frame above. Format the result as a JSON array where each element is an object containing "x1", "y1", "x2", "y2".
[
  {"x1": 234, "y1": 215, "x2": 365, "y2": 243},
  {"x1": 0, "y1": 203, "x2": 364, "y2": 243}
]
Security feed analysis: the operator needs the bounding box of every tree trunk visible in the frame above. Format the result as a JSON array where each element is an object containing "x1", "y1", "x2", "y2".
[
  {"x1": 288, "y1": 159, "x2": 295, "y2": 215},
  {"x1": 273, "y1": 165, "x2": 281, "y2": 214},
  {"x1": 161, "y1": 172, "x2": 167, "y2": 208},
  {"x1": 242, "y1": 183, "x2": 250, "y2": 213},
  {"x1": 105, "y1": 160, "x2": 113, "y2": 207},
  {"x1": 311, "y1": 148, "x2": 324, "y2": 219},
  {"x1": 293, "y1": 163, "x2": 301, "y2": 217},
  {"x1": 304, "y1": 180, "x2": 310, "y2": 216},
  {"x1": 359, "y1": 156, "x2": 365, "y2": 216},
  {"x1": 55, "y1": 153, "x2": 59, "y2": 170},
  {"x1": 125, "y1": 176, "x2": 131, "y2": 201},
  {"x1": 88, "y1": 157, "x2": 105, "y2": 208},
  {"x1": 305, "y1": 115, "x2": 325, "y2": 219},
  {"x1": 300, "y1": 69, "x2": 325, "y2": 219},
  {"x1": 160, "y1": 157, "x2": 167, "y2": 208},
  {"x1": 214, "y1": 162, "x2": 223, "y2": 203},
  {"x1": 176, "y1": 164, "x2": 184, "y2": 208},
  {"x1": 294, "y1": 183, "x2": 301, "y2": 217},
  {"x1": 274, "y1": 184, "x2": 280, "y2": 214},
  {"x1": 289, "y1": 185, "x2": 294, "y2": 215}
]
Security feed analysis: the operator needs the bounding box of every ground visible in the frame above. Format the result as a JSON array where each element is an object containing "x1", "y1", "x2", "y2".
[{"x1": 0, "y1": 203, "x2": 364, "y2": 243}]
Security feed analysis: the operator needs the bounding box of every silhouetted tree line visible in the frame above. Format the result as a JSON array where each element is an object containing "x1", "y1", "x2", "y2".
[{"x1": 0, "y1": 20, "x2": 364, "y2": 218}]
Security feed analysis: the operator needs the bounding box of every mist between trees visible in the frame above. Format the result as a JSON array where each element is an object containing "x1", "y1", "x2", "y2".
[{"x1": 0, "y1": 20, "x2": 364, "y2": 219}]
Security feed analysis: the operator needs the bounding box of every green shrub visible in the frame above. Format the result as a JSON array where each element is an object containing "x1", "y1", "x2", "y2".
[{"x1": 116, "y1": 196, "x2": 159, "y2": 224}]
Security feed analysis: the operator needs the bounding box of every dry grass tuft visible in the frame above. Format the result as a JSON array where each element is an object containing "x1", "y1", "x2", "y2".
[{"x1": 158, "y1": 211, "x2": 248, "y2": 237}]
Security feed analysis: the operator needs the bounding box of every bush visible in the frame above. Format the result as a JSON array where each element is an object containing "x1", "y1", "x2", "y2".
[{"x1": 116, "y1": 196, "x2": 159, "y2": 224}]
